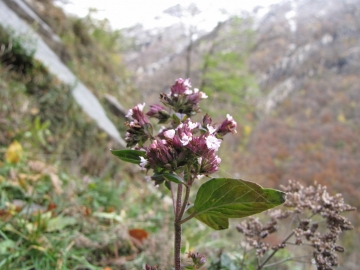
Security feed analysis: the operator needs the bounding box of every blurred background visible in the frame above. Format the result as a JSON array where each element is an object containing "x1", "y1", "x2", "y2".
[{"x1": 0, "y1": 0, "x2": 359, "y2": 269}]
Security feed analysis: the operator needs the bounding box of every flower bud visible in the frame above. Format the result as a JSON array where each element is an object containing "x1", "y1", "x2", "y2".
[
  {"x1": 160, "y1": 78, "x2": 208, "y2": 117},
  {"x1": 126, "y1": 103, "x2": 150, "y2": 126},
  {"x1": 203, "y1": 114, "x2": 212, "y2": 125},
  {"x1": 216, "y1": 114, "x2": 237, "y2": 137},
  {"x1": 335, "y1": 245, "x2": 345, "y2": 252},
  {"x1": 310, "y1": 223, "x2": 319, "y2": 233},
  {"x1": 146, "y1": 139, "x2": 177, "y2": 170},
  {"x1": 125, "y1": 123, "x2": 149, "y2": 148},
  {"x1": 146, "y1": 104, "x2": 170, "y2": 123},
  {"x1": 170, "y1": 78, "x2": 191, "y2": 96}
]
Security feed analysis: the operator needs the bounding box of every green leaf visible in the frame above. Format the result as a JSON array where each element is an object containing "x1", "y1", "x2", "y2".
[
  {"x1": 187, "y1": 206, "x2": 229, "y2": 230},
  {"x1": 186, "y1": 178, "x2": 286, "y2": 230},
  {"x1": 161, "y1": 173, "x2": 186, "y2": 185},
  {"x1": 111, "y1": 149, "x2": 146, "y2": 164}
]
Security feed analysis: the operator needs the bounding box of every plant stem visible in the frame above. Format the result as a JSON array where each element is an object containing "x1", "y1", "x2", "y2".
[
  {"x1": 262, "y1": 255, "x2": 311, "y2": 268},
  {"x1": 170, "y1": 182, "x2": 177, "y2": 216},
  {"x1": 257, "y1": 213, "x2": 317, "y2": 270},
  {"x1": 174, "y1": 184, "x2": 183, "y2": 270},
  {"x1": 256, "y1": 231, "x2": 295, "y2": 270},
  {"x1": 174, "y1": 222, "x2": 182, "y2": 270},
  {"x1": 174, "y1": 169, "x2": 193, "y2": 270},
  {"x1": 175, "y1": 183, "x2": 183, "y2": 220},
  {"x1": 178, "y1": 185, "x2": 190, "y2": 222}
]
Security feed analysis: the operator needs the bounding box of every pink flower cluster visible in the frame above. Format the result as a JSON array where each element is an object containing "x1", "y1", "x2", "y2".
[
  {"x1": 144, "y1": 119, "x2": 222, "y2": 176},
  {"x1": 124, "y1": 103, "x2": 152, "y2": 148},
  {"x1": 124, "y1": 78, "x2": 237, "y2": 182},
  {"x1": 159, "y1": 78, "x2": 208, "y2": 116}
]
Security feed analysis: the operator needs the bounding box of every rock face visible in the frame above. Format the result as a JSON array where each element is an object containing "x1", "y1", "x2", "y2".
[
  {"x1": 250, "y1": 0, "x2": 360, "y2": 113},
  {"x1": 238, "y1": 0, "x2": 360, "y2": 213},
  {"x1": 0, "y1": 0, "x2": 125, "y2": 147}
]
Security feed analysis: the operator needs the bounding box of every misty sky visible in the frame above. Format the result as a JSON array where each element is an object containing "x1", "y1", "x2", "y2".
[{"x1": 58, "y1": 0, "x2": 280, "y2": 31}]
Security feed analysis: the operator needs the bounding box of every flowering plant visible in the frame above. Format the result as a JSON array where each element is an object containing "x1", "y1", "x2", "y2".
[{"x1": 111, "y1": 78, "x2": 286, "y2": 269}]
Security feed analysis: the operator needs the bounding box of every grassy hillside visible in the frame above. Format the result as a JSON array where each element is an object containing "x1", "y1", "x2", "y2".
[{"x1": 0, "y1": 5, "x2": 174, "y2": 269}]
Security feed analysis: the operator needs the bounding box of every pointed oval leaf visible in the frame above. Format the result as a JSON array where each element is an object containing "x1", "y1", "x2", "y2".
[
  {"x1": 188, "y1": 178, "x2": 286, "y2": 230},
  {"x1": 187, "y1": 205, "x2": 228, "y2": 230},
  {"x1": 161, "y1": 173, "x2": 186, "y2": 185},
  {"x1": 111, "y1": 149, "x2": 146, "y2": 164}
]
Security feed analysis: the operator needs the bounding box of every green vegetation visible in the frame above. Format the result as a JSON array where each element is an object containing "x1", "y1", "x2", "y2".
[
  {"x1": 1, "y1": 0, "x2": 358, "y2": 268},
  {"x1": 0, "y1": 19, "x2": 173, "y2": 269},
  {"x1": 0, "y1": 143, "x2": 175, "y2": 269},
  {"x1": 0, "y1": 12, "x2": 227, "y2": 269},
  {"x1": 200, "y1": 17, "x2": 258, "y2": 116}
]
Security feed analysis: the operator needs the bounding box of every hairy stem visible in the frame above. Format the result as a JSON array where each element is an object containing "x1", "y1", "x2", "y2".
[
  {"x1": 170, "y1": 182, "x2": 177, "y2": 216},
  {"x1": 175, "y1": 184, "x2": 183, "y2": 220},
  {"x1": 174, "y1": 184, "x2": 183, "y2": 270},
  {"x1": 178, "y1": 185, "x2": 190, "y2": 222},
  {"x1": 174, "y1": 168, "x2": 194, "y2": 269},
  {"x1": 177, "y1": 169, "x2": 194, "y2": 225},
  {"x1": 174, "y1": 222, "x2": 182, "y2": 270}
]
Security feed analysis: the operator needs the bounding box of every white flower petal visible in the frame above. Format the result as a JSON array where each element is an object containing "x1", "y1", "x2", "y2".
[
  {"x1": 138, "y1": 103, "x2": 145, "y2": 111},
  {"x1": 126, "y1": 109, "x2": 133, "y2": 118},
  {"x1": 164, "y1": 129, "x2": 176, "y2": 139},
  {"x1": 207, "y1": 124, "x2": 217, "y2": 134},
  {"x1": 206, "y1": 135, "x2": 222, "y2": 151},
  {"x1": 188, "y1": 120, "x2": 198, "y2": 130},
  {"x1": 200, "y1": 92, "x2": 208, "y2": 99},
  {"x1": 139, "y1": 156, "x2": 148, "y2": 170},
  {"x1": 226, "y1": 114, "x2": 233, "y2": 120},
  {"x1": 184, "y1": 89, "x2": 193, "y2": 95},
  {"x1": 180, "y1": 134, "x2": 191, "y2": 146},
  {"x1": 159, "y1": 126, "x2": 166, "y2": 133}
]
